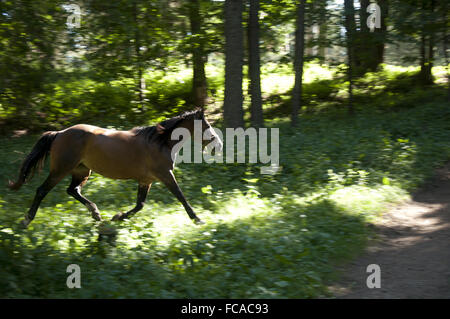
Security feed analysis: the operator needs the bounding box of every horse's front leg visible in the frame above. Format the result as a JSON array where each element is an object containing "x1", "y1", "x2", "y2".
[
  {"x1": 159, "y1": 170, "x2": 204, "y2": 225},
  {"x1": 112, "y1": 183, "x2": 151, "y2": 221}
]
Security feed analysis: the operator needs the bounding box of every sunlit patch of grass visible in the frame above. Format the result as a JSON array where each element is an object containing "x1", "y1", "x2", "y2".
[
  {"x1": 260, "y1": 61, "x2": 335, "y2": 97},
  {"x1": 151, "y1": 209, "x2": 197, "y2": 246},
  {"x1": 213, "y1": 191, "x2": 274, "y2": 222},
  {"x1": 261, "y1": 73, "x2": 294, "y2": 96},
  {"x1": 432, "y1": 65, "x2": 449, "y2": 84},
  {"x1": 303, "y1": 61, "x2": 336, "y2": 83},
  {"x1": 145, "y1": 191, "x2": 277, "y2": 247},
  {"x1": 382, "y1": 64, "x2": 419, "y2": 74},
  {"x1": 329, "y1": 185, "x2": 408, "y2": 222}
]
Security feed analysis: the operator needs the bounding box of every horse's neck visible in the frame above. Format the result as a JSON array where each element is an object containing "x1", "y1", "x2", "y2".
[{"x1": 165, "y1": 119, "x2": 194, "y2": 150}]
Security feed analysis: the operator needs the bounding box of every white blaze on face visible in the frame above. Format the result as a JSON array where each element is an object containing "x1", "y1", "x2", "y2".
[
  {"x1": 203, "y1": 126, "x2": 223, "y2": 164},
  {"x1": 204, "y1": 126, "x2": 223, "y2": 152}
]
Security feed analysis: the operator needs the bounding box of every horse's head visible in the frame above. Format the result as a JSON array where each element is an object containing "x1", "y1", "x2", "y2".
[
  {"x1": 157, "y1": 108, "x2": 222, "y2": 153},
  {"x1": 179, "y1": 109, "x2": 223, "y2": 151},
  {"x1": 198, "y1": 110, "x2": 223, "y2": 152}
]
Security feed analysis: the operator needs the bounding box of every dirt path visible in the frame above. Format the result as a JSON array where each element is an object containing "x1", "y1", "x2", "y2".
[{"x1": 329, "y1": 164, "x2": 450, "y2": 298}]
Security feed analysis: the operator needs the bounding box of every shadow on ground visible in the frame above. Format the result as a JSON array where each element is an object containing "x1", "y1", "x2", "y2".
[{"x1": 329, "y1": 163, "x2": 450, "y2": 298}]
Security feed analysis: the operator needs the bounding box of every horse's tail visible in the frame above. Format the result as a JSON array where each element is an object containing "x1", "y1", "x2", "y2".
[{"x1": 8, "y1": 131, "x2": 58, "y2": 191}]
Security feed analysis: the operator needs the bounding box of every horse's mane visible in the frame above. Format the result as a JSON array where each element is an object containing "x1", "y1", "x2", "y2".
[{"x1": 132, "y1": 109, "x2": 204, "y2": 147}]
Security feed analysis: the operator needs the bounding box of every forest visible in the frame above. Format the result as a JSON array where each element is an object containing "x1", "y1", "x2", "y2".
[{"x1": 0, "y1": 0, "x2": 449, "y2": 299}]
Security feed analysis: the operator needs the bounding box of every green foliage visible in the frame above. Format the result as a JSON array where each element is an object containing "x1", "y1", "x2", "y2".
[
  {"x1": 302, "y1": 79, "x2": 339, "y2": 102},
  {"x1": 22, "y1": 79, "x2": 136, "y2": 130},
  {"x1": 1, "y1": 90, "x2": 449, "y2": 298},
  {"x1": 265, "y1": 63, "x2": 448, "y2": 117},
  {"x1": 0, "y1": 68, "x2": 225, "y2": 132}
]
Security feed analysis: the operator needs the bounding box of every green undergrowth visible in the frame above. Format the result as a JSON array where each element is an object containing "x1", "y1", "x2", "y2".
[{"x1": 0, "y1": 90, "x2": 449, "y2": 298}]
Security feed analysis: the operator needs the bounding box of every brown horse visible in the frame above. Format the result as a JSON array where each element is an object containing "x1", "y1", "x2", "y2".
[{"x1": 9, "y1": 109, "x2": 222, "y2": 228}]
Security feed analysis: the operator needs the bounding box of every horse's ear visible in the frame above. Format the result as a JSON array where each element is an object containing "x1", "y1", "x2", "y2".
[{"x1": 156, "y1": 123, "x2": 165, "y2": 134}]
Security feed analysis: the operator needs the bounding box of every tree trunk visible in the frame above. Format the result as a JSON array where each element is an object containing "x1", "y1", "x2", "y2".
[
  {"x1": 224, "y1": 0, "x2": 245, "y2": 128},
  {"x1": 314, "y1": 0, "x2": 327, "y2": 63},
  {"x1": 189, "y1": 0, "x2": 208, "y2": 108},
  {"x1": 248, "y1": 0, "x2": 263, "y2": 127},
  {"x1": 420, "y1": 26, "x2": 426, "y2": 80},
  {"x1": 291, "y1": 0, "x2": 305, "y2": 127},
  {"x1": 376, "y1": 0, "x2": 388, "y2": 67},
  {"x1": 318, "y1": 23, "x2": 327, "y2": 63},
  {"x1": 427, "y1": 0, "x2": 435, "y2": 83},
  {"x1": 444, "y1": 1, "x2": 450, "y2": 102},
  {"x1": 357, "y1": 0, "x2": 387, "y2": 74},
  {"x1": 419, "y1": 0, "x2": 434, "y2": 85},
  {"x1": 344, "y1": 0, "x2": 356, "y2": 114},
  {"x1": 133, "y1": 1, "x2": 144, "y2": 108}
]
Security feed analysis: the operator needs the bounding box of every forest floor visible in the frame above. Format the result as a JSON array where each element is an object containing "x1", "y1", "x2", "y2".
[{"x1": 328, "y1": 162, "x2": 450, "y2": 298}]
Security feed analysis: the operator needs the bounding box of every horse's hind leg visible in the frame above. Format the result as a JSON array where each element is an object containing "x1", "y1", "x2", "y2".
[
  {"x1": 112, "y1": 183, "x2": 151, "y2": 221},
  {"x1": 67, "y1": 165, "x2": 101, "y2": 221},
  {"x1": 21, "y1": 172, "x2": 65, "y2": 228}
]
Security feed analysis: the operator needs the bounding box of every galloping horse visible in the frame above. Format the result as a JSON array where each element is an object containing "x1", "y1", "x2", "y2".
[{"x1": 9, "y1": 109, "x2": 222, "y2": 228}]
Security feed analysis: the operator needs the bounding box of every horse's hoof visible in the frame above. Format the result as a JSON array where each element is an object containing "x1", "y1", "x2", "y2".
[
  {"x1": 112, "y1": 212, "x2": 126, "y2": 221},
  {"x1": 98, "y1": 223, "x2": 117, "y2": 236},
  {"x1": 194, "y1": 218, "x2": 205, "y2": 225},
  {"x1": 89, "y1": 209, "x2": 102, "y2": 221}
]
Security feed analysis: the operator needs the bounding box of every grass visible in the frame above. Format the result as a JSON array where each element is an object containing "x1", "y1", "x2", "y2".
[{"x1": 1, "y1": 78, "x2": 449, "y2": 297}]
